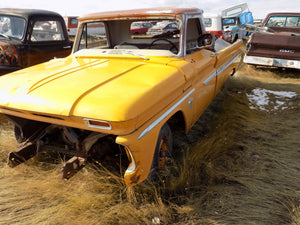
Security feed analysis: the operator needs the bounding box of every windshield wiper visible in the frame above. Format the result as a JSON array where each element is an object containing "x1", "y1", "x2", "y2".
[
  {"x1": 125, "y1": 50, "x2": 149, "y2": 61},
  {"x1": 0, "y1": 33, "x2": 11, "y2": 40}
]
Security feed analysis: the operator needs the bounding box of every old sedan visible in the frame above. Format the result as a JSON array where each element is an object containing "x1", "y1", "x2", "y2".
[
  {"x1": 244, "y1": 12, "x2": 300, "y2": 69},
  {"x1": 0, "y1": 8, "x2": 72, "y2": 75},
  {"x1": 130, "y1": 21, "x2": 152, "y2": 35},
  {"x1": 0, "y1": 7, "x2": 242, "y2": 187}
]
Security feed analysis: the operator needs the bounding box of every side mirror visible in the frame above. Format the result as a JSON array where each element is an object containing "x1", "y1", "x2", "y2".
[{"x1": 197, "y1": 32, "x2": 215, "y2": 50}]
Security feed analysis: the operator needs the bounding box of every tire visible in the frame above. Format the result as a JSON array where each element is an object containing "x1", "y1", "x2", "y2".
[
  {"x1": 233, "y1": 35, "x2": 238, "y2": 43},
  {"x1": 14, "y1": 125, "x2": 25, "y2": 143},
  {"x1": 148, "y1": 123, "x2": 174, "y2": 182}
]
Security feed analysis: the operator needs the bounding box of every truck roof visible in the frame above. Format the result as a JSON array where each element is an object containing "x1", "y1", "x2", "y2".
[
  {"x1": 0, "y1": 8, "x2": 63, "y2": 19},
  {"x1": 78, "y1": 7, "x2": 203, "y2": 22}
]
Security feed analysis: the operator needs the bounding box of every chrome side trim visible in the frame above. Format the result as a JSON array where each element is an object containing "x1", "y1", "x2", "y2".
[
  {"x1": 217, "y1": 51, "x2": 242, "y2": 75},
  {"x1": 203, "y1": 71, "x2": 217, "y2": 85},
  {"x1": 138, "y1": 88, "x2": 195, "y2": 140},
  {"x1": 124, "y1": 145, "x2": 136, "y2": 174}
]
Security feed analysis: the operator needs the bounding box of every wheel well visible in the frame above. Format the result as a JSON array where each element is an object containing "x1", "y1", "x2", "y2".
[{"x1": 167, "y1": 111, "x2": 186, "y2": 135}]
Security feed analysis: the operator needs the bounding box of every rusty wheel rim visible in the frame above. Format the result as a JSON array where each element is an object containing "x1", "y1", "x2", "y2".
[{"x1": 158, "y1": 134, "x2": 170, "y2": 172}]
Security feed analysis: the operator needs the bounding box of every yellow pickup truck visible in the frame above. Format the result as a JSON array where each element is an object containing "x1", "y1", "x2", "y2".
[{"x1": 0, "y1": 7, "x2": 242, "y2": 186}]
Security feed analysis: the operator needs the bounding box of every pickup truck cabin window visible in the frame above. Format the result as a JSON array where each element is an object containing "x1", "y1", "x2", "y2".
[
  {"x1": 31, "y1": 20, "x2": 65, "y2": 41},
  {"x1": 186, "y1": 18, "x2": 202, "y2": 53},
  {"x1": 204, "y1": 18, "x2": 212, "y2": 27},
  {"x1": 266, "y1": 16, "x2": 300, "y2": 27},
  {"x1": 76, "y1": 19, "x2": 181, "y2": 55},
  {"x1": 0, "y1": 15, "x2": 25, "y2": 39},
  {"x1": 78, "y1": 22, "x2": 107, "y2": 50}
]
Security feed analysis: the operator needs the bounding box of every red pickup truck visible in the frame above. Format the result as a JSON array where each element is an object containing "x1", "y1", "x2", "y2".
[{"x1": 244, "y1": 12, "x2": 300, "y2": 70}]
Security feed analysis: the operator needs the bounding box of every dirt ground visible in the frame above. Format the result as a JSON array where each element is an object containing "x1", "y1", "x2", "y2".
[{"x1": 0, "y1": 64, "x2": 299, "y2": 225}]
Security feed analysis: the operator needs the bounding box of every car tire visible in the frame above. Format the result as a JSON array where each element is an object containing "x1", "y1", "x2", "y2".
[
  {"x1": 148, "y1": 123, "x2": 174, "y2": 182},
  {"x1": 14, "y1": 125, "x2": 25, "y2": 143}
]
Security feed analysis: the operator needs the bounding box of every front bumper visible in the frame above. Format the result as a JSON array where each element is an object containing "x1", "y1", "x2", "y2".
[{"x1": 244, "y1": 55, "x2": 300, "y2": 69}]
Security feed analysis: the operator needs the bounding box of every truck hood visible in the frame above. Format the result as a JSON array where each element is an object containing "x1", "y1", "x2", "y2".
[{"x1": 0, "y1": 53, "x2": 186, "y2": 123}]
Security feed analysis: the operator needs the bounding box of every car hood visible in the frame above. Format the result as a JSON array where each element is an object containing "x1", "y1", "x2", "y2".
[{"x1": 0, "y1": 53, "x2": 186, "y2": 123}]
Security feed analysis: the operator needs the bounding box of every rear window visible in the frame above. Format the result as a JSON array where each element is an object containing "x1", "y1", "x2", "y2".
[
  {"x1": 31, "y1": 20, "x2": 65, "y2": 42},
  {"x1": 266, "y1": 16, "x2": 300, "y2": 27}
]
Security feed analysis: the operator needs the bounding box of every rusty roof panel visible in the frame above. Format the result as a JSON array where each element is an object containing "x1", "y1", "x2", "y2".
[{"x1": 78, "y1": 7, "x2": 203, "y2": 22}]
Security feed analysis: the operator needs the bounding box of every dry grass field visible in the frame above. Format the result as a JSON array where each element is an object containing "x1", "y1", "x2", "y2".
[{"x1": 0, "y1": 64, "x2": 299, "y2": 225}]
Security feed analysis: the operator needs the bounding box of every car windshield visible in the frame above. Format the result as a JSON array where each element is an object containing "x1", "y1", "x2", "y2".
[
  {"x1": 30, "y1": 20, "x2": 65, "y2": 42},
  {"x1": 0, "y1": 15, "x2": 26, "y2": 39},
  {"x1": 266, "y1": 16, "x2": 300, "y2": 27},
  {"x1": 131, "y1": 22, "x2": 141, "y2": 27},
  {"x1": 76, "y1": 19, "x2": 181, "y2": 55},
  {"x1": 204, "y1": 18, "x2": 212, "y2": 27},
  {"x1": 223, "y1": 18, "x2": 236, "y2": 25}
]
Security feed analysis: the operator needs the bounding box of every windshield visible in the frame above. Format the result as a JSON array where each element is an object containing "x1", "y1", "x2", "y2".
[
  {"x1": 76, "y1": 19, "x2": 181, "y2": 55},
  {"x1": 266, "y1": 16, "x2": 300, "y2": 27},
  {"x1": 0, "y1": 15, "x2": 26, "y2": 39},
  {"x1": 204, "y1": 18, "x2": 212, "y2": 27},
  {"x1": 222, "y1": 18, "x2": 236, "y2": 26}
]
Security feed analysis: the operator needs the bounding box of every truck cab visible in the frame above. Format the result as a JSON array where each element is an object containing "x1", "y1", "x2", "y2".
[{"x1": 222, "y1": 3, "x2": 254, "y2": 42}]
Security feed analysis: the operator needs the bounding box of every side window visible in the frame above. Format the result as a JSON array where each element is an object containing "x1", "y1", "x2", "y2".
[
  {"x1": 266, "y1": 16, "x2": 286, "y2": 27},
  {"x1": 78, "y1": 22, "x2": 107, "y2": 50},
  {"x1": 286, "y1": 16, "x2": 300, "y2": 27},
  {"x1": 31, "y1": 20, "x2": 65, "y2": 42}
]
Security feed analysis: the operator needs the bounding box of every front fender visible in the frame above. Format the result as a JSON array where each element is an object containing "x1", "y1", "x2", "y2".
[
  {"x1": 116, "y1": 88, "x2": 195, "y2": 186},
  {"x1": 116, "y1": 121, "x2": 162, "y2": 186}
]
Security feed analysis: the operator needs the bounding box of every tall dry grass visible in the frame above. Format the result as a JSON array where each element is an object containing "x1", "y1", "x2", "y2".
[{"x1": 0, "y1": 65, "x2": 299, "y2": 224}]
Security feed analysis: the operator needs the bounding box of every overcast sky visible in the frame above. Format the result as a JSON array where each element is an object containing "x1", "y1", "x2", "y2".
[{"x1": 1, "y1": 0, "x2": 300, "y2": 19}]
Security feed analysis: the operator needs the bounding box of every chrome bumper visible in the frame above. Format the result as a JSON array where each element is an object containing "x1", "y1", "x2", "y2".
[{"x1": 243, "y1": 55, "x2": 300, "y2": 69}]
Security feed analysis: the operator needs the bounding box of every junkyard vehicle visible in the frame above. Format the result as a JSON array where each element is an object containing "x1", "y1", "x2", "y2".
[
  {"x1": 0, "y1": 8, "x2": 72, "y2": 75},
  {"x1": 222, "y1": 3, "x2": 254, "y2": 42},
  {"x1": 204, "y1": 15, "x2": 226, "y2": 39},
  {"x1": 130, "y1": 21, "x2": 152, "y2": 35},
  {"x1": 146, "y1": 21, "x2": 179, "y2": 35},
  {"x1": 244, "y1": 12, "x2": 300, "y2": 69},
  {"x1": 64, "y1": 16, "x2": 78, "y2": 37},
  {"x1": 0, "y1": 7, "x2": 242, "y2": 187}
]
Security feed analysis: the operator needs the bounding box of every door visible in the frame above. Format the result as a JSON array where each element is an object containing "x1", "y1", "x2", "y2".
[
  {"x1": 183, "y1": 18, "x2": 217, "y2": 125},
  {"x1": 214, "y1": 40, "x2": 242, "y2": 93},
  {"x1": 23, "y1": 18, "x2": 72, "y2": 67}
]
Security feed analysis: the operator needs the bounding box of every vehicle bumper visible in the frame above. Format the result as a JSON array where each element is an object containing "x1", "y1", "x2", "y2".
[{"x1": 244, "y1": 55, "x2": 300, "y2": 69}]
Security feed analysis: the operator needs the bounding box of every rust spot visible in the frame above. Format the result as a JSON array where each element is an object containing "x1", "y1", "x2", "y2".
[
  {"x1": 0, "y1": 42, "x2": 19, "y2": 66},
  {"x1": 130, "y1": 174, "x2": 141, "y2": 184}
]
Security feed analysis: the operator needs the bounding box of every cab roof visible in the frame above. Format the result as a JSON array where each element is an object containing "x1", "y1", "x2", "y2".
[
  {"x1": 79, "y1": 7, "x2": 203, "y2": 22},
  {"x1": 0, "y1": 8, "x2": 63, "y2": 19}
]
